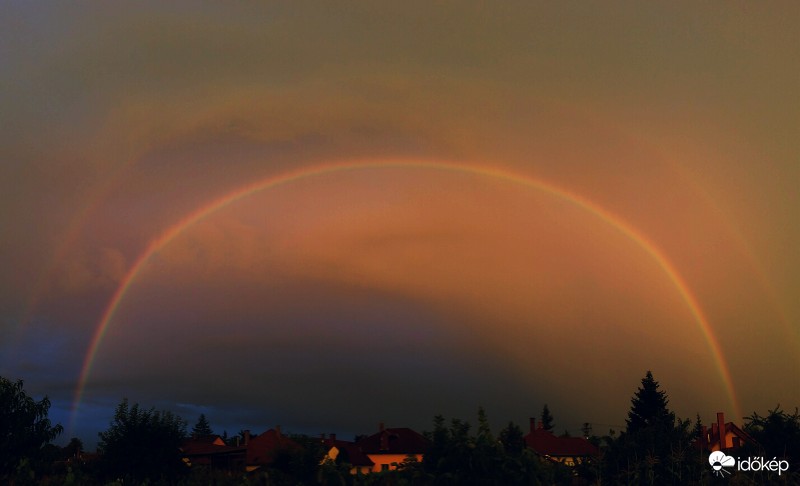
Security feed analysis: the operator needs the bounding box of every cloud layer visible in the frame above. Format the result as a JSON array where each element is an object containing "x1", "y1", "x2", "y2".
[{"x1": 1, "y1": 3, "x2": 798, "y2": 444}]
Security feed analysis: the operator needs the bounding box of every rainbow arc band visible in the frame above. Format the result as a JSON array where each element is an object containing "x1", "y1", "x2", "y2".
[{"x1": 70, "y1": 159, "x2": 739, "y2": 431}]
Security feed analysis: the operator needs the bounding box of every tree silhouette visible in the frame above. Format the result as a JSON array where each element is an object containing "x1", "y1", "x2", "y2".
[
  {"x1": 540, "y1": 403, "x2": 554, "y2": 432},
  {"x1": 423, "y1": 409, "x2": 564, "y2": 484},
  {"x1": 581, "y1": 422, "x2": 593, "y2": 439},
  {"x1": 98, "y1": 398, "x2": 187, "y2": 483},
  {"x1": 63, "y1": 437, "x2": 83, "y2": 461},
  {"x1": 0, "y1": 376, "x2": 63, "y2": 481},
  {"x1": 473, "y1": 407, "x2": 502, "y2": 480},
  {"x1": 604, "y1": 371, "x2": 697, "y2": 484},
  {"x1": 191, "y1": 413, "x2": 213, "y2": 437},
  {"x1": 499, "y1": 421, "x2": 526, "y2": 455},
  {"x1": 626, "y1": 370, "x2": 672, "y2": 433},
  {"x1": 744, "y1": 405, "x2": 800, "y2": 464}
]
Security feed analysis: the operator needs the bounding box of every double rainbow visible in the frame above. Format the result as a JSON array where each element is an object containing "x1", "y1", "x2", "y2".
[{"x1": 70, "y1": 159, "x2": 740, "y2": 430}]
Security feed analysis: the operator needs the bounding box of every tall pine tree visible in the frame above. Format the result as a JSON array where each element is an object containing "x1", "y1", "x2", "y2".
[
  {"x1": 191, "y1": 413, "x2": 213, "y2": 437},
  {"x1": 540, "y1": 404, "x2": 554, "y2": 432},
  {"x1": 603, "y1": 372, "x2": 695, "y2": 483},
  {"x1": 625, "y1": 371, "x2": 673, "y2": 432}
]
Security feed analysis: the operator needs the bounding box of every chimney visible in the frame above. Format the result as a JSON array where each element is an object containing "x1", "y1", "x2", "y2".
[
  {"x1": 275, "y1": 425, "x2": 282, "y2": 436},
  {"x1": 330, "y1": 433, "x2": 336, "y2": 442},
  {"x1": 379, "y1": 423, "x2": 388, "y2": 451},
  {"x1": 717, "y1": 412, "x2": 726, "y2": 450},
  {"x1": 380, "y1": 433, "x2": 388, "y2": 451},
  {"x1": 529, "y1": 417, "x2": 536, "y2": 434},
  {"x1": 244, "y1": 430, "x2": 250, "y2": 446}
]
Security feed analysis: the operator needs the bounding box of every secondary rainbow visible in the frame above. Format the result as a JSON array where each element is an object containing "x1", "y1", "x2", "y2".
[{"x1": 70, "y1": 158, "x2": 741, "y2": 430}]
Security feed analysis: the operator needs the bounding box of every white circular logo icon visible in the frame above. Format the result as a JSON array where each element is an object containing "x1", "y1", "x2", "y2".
[{"x1": 709, "y1": 451, "x2": 735, "y2": 476}]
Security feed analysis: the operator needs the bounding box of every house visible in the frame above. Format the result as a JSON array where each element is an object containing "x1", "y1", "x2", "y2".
[
  {"x1": 524, "y1": 418, "x2": 598, "y2": 466},
  {"x1": 321, "y1": 433, "x2": 375, "y2": 475},
  {"x1": 697, "y1": 412, "x2": 757, "y2": 452},
  {"x1": 180, "y1": 435, "x2": 246, "y2": 470},
  {"x1": 245, "y1": 427, "x2": 302, "y2": 472},
  {"x1": 356, "y1": 423, "x2": 429, "y2": 472}
]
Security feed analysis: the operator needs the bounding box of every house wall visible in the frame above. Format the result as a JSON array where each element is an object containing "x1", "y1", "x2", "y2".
[
  {"x1": 710, "y1": 429, "x2": 743, "y2": 451},
  {"x1": 548, "y1": 455, "x2": 586, "y2": 467},
  {"x1": 323, "y1": 446, "x2": 374, "y2": 475},
  {"x1": 350, "y1": 465, "x2": 373, "y2": 475},
  {"x1": 707, "y1": 412, "x2": 748, "y2": 452},
  {"x1": 324, "y1": 446, "x2": 341, "y2": 463},
  {"x1": 366, "y1": 454, "x2": 423, "y2": 472},
  {"x1": 710, "y1": 412, "x2": 749, "y2": 451}
]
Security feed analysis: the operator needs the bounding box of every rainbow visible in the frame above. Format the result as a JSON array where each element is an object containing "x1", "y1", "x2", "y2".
[{"x1": 70, "y1": 158, "x2": 741, "y2": 430}]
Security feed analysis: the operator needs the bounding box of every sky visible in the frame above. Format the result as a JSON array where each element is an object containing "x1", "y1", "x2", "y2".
[{"x1": 1, "y1": 2, "x2": 798, "y2": 447}]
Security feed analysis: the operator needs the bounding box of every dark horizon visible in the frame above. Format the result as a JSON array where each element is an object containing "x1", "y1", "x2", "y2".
[{"x1": 26, "y1": 371, "x2": 750, "y2": 452}]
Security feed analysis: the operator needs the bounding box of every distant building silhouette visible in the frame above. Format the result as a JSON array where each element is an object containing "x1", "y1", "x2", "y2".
[
  {"x1": 245, "y1": 427, "x2": 302, "y2": 472},
  {"x1": 696, "y1": 412, "x2": 756, "y2": 452},
  {"x1": 524, "y1": 418, "x2": 598, "y2": 466},
  {"x1": 180, "y1": 435, "x2": 245, "y2": 470},
  {"x1": 356, "y1": 422, "x2": 429, "y2": 472},
  {"x1": 321, "y1": 433, "x2": 375, "y2": 474}
]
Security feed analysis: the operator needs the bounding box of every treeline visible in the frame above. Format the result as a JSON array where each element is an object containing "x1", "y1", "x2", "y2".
[{"x1": 2, "y1": 373, "x2": 800, "y2": 485}]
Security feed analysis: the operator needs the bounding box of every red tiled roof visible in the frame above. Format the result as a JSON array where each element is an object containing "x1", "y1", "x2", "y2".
[
  {"x1": 182, "y1": 436, "x2": 245, "y2": 457},
  {"x1": 524, "y1": 429, "x2": 598, "y2": 458},
  {"x1": 246, "y1": 429, "x2": 302, "y2": 466},
  {"x1": 357, "y1": 427, "x2": 429, "y2": 455},
  {"x1": 186, "y1": 435, "x2": 224, "y2": 445},
  {"x1": 181, "y1": 436, "x2": 246, "y2": 468},
  {"x1": 323, "y1": 438, "x2": 374, "y2": 467}
]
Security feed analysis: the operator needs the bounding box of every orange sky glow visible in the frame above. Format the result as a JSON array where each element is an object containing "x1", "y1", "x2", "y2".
[{"x1": 1, "y1": 3, "x2": 797, "y2": 444}]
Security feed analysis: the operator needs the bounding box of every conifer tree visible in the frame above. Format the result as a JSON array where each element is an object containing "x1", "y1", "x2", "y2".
[
  {"x1": 603, "y1": 372, "x2": 695, "y2": 483},
  {"x1": 540, "y1": 404, "x2": 554, "y2": 432},
  {"x1": 625, "y1": 370, "x2": 673, "y2": 433},
  {"x1": 581, "y1": 422, "x2": 593, "y2": 439},
  {"x1": 192, "y1": 413, "x2": 213, "y2": 437},
  {"x1": 499, "y1": 422, "x2": 526, "y2": 455}
]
